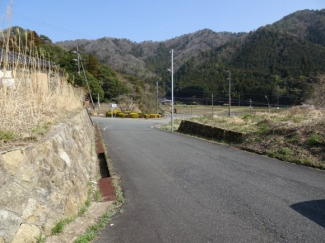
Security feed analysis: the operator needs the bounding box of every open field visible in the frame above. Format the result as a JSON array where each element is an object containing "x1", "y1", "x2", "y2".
[{"x1": 160, "y1": 104, "x2": 286, "y2": 116}]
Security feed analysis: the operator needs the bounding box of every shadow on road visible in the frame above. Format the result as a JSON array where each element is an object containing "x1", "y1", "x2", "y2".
[{"x1": 290, "y1": 199, "x2": 325, "y2": 228}]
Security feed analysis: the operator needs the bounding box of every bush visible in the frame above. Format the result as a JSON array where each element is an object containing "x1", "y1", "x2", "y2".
[
  {"x1": 130, "y1": 113, "x2": 139, "y2": 118},
  {"x1": 310, "y1": 75, "x2": 325, "y2": 109},
  {"x1": 117, "y1": 113, "x2": 126, "y2": 118},
  {"x1": 106, "y1": 110, "x2": 120, "y2": 117},
  {"x1": 144, "y1": 114, "x2": 150, "y2": 119}
]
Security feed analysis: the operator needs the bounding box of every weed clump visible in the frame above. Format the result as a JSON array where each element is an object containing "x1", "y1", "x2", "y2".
[{"x1": 307, "y1": 134, "x2": 322, "y2": 146}]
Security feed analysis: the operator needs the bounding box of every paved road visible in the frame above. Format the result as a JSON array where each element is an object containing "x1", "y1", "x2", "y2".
[{"x1": 94, "y1": 117, "x2": 325, "y2": 243}]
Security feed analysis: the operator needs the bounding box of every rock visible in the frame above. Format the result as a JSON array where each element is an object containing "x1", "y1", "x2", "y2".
[
  {"x1": 1, "y1": 150, "x2": 24, "y2": 176},
  {"x1": 22, "y1": 198, "x2": 49, "y2": 224},
  {"x1": 0, "y1": 210, "x2": 22, "y2": 243},
  {"x1": 11, "y1": 224, "x2": 41, "y2": 243},
  {"x1": 15, "y1": 165, "x2": 38, "y2": 189},
  {"x1": 59, "y1": 149, "x2": 71, "y2": 167},
  {"x1": 0, "y1": 182, "x2": 29, "y2": 214}
]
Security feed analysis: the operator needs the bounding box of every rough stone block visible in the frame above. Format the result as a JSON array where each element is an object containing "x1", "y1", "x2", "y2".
[
  {"x1": 0, "y1": 182, "x2": 29, "y2": 214},
  {"x1": 15, "y1": 165, "x2": 38, "y2": 189},
  {"x1": 22, "y1": 198, "x2": 49, "y2": 224},
  {"x1": 1, "y1": 150, "x2": 24, "y2": 176},
  {"x1": 0, "y1": 210, "x2": 22, "y2": 243},
  {"x1": 59, "y1": 149, "x2": 71, "y2": 167},
  {"x1": 11, "y1": 224, "x2": 41, "y2": 243}
]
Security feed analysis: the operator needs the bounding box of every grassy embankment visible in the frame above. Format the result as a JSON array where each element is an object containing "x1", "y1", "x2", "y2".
[
  {"x1": 161, "y1": 105, "x2": 325, "y2": 169},
  {"x1": 0, "y1": 27, "x2": 84, "y2": 151}
]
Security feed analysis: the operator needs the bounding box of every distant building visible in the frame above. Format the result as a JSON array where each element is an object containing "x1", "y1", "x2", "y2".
[{"x1": 160, "y1": 98, "x2": 172, "y2": 105}]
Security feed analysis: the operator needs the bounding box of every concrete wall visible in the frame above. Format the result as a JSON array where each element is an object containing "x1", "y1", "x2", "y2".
[
  {"x1": 0, "y1": 110, "x2": 95, "y2": 243},
  {"x1": 178, "y1": 120, "x2": 246, "y2": 143}
]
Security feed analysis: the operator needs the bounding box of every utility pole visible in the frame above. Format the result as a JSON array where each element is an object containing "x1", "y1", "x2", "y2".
[
  {"x1": 72, "y1": 49, "x2": 95, "y2": 112},
  {"x1": 212, "y1": 93, "x2": 214, "y2": 117},
  {"x1": 156, "y1": 81, "x2": 159, "y2": 114},
  {"x1": 98, "y1": 93, "x2": 100, "y2": 108},
  {"x1": 250, "y1": 99, "x2": 252, "y2": 114},
  {"x1": 265, "y1": 95, "x2": 270, "y2": 113},
  {"x1": 76, "y1": 46, "x2": 81, "y2": 75},
  {"x1": 171, "y1": 49, "x2": 174, "y2": 132},
  {"x1": 228, "y1": 70, "x2": 231, "y2": 116}
]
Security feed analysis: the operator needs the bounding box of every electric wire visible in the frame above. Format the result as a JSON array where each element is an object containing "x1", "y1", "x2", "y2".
[{"x1": 0, "y1": 8, "x2": 95, "y2": 40}]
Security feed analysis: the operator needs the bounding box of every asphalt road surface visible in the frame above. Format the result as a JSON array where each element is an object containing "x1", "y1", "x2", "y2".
[{"x1": 94, "y1": 117, "x2": 325, "y2": 243}]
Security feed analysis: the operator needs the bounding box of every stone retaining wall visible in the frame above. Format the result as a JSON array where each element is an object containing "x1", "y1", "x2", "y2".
[
  {"x1": 178, "y1": 120, "x2": 246, "y2": 143},
  {"x1": 0, "y1": 110, "x2": 95, "y2": 243}
]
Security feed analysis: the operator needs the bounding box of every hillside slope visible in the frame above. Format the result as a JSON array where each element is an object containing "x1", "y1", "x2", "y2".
[
  {"x1": 57, "y1": 29, "x2": 244, "y2": 80},
  {"x1": 173, "y1": 9, "x2": 325, "y2": 105},
  {"x1": 58, "y1": 9, "x2": 325, "y2": 106},
  {"x1": 273, "y1": 9, "x2": 325, "y2": 47}
]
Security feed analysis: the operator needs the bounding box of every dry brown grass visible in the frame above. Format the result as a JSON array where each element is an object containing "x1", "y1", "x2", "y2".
[
  {"x1": 0, "y1": 14, "x2": 84, "y2": 151},
  {"x1": 168, "y1": 107, "x2": 325, "y2": 169}
]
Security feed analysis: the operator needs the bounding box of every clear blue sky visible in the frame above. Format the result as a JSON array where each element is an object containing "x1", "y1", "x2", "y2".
[{"x1": 0, "y1": 0, "x2": 324, "y2": 43}]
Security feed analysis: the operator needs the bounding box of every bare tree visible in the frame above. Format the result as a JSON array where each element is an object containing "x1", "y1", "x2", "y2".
[
  {"x1": 273, "y1": 85, "x2": 285, "y2": 108},
  {"x1": 310, "y1": 75, "x2": 325, "y2": 109},
  {"x1": 115, "y1": 94, "x2": 136, "y2": 112}
]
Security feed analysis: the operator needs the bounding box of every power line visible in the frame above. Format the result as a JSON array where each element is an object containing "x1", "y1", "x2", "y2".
[{"x1": 0, "y1": 8, "x2": 95, "y2": 40}]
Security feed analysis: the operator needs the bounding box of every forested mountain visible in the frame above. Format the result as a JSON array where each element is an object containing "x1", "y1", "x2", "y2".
[
  {"x1": 58, "y1": 9, "x2": 325, "y2": 106},
  {"x1": 273, "y1": 9, "x2": 325, "y2": 47},
  {"x1": 174, "y1": 9, "x2": 325, "y2": 105},
  {"x1": 57, "y1": 30, "x2": 245, "y2": 81}
]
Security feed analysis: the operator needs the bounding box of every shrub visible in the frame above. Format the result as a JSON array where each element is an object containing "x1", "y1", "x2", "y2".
[
  {"x1": 106, "y1": 110, "x2": 120, "y2": 117},
  {"x1": 149, "y1": 114, "x2": 157, "y2": 118},
  {"x1": 144, "y1": 114, "x2": 150, "y2": 119},
  {"x1": 130, "y1": 113, "x2": 139, "y2": 118},
  {"x1": 310, "y1": 75, "x2": 325, "y2": 109},
  {"x1": 117, "y1": 113, "x2": 126, "y2": 118}
]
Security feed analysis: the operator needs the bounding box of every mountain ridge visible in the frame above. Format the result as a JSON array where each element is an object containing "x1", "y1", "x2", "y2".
[
  {"x1": 57, "y1": 9, "x2": 325, "y2": 105},
  {"x1": 57, "y1": 29, "x2": 246, "y2": 79}
]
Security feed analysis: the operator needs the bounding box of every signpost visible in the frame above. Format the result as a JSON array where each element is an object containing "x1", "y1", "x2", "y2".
[{"x1": 111, "y1": 104, "x2": 117, "y2": 118}]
